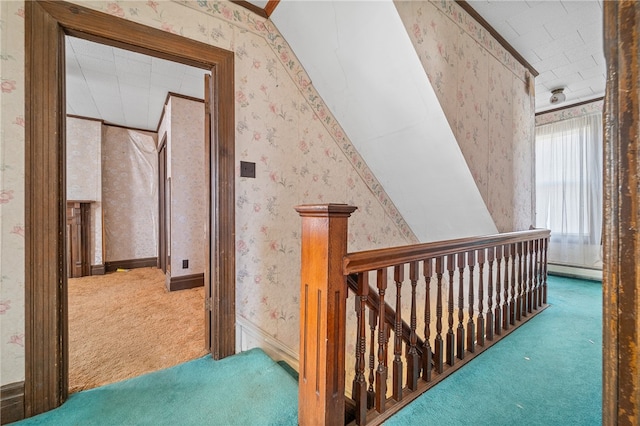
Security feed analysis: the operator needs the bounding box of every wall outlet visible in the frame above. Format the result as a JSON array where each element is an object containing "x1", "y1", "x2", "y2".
[
  {"x1": 240, "y1": 161, "x2": 256, "y2": 178},
  {"x1": 182, "y1": 259, "x2": 188, "y2": 269}
]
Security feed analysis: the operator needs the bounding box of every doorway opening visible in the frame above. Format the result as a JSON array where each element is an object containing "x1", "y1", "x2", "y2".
[
  {"x1": 25, "y1": 1, "x2": 235, "y2": 416},
  {"x1": 64, "y1": 34, "x2": 213, "y2": 392}
]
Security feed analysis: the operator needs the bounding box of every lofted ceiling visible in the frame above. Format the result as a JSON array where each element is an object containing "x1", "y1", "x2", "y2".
[{"x1": 66, "y1": 1, "x2": 605, "y2": 130}]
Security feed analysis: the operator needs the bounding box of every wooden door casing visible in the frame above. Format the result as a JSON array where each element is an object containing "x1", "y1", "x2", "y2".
[
  {"x1": 25, "y1": 1, "x2": 235, "y2": 417},
  {"x1": 66, "y1": 201, "x2": 90, "y2": 278}
]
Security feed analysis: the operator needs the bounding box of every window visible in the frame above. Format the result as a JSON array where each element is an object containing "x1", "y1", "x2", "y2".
[{"x1": 535, "y1": 112, "x2": 603, "y2": 268}]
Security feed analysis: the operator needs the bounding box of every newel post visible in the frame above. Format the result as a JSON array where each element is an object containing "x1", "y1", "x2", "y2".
[{"x1": 295, "y1": 204, "x2": 358, "y2": 426}]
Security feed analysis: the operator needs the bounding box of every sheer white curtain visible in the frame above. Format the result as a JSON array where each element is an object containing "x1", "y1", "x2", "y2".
[{"x1": 535, "y1": 112, "x2": 603, "y2": 269}]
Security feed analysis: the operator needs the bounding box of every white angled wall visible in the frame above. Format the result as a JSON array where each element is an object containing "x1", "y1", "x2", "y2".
[{"x1": 271, "y1": 0, "x2": 498, "y2": 241}]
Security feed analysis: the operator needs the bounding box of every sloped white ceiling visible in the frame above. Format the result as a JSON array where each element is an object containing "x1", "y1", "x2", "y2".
[
  {"x1": 66, "y1": 36, "x2": 209, "y2": 131},
  {"x1": 272, "y1": 0, "x2": 498, "y2": 242}
]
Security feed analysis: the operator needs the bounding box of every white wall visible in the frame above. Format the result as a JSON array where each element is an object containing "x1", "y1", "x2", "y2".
[
  {"x1": 67, "y1": 116, "x2": 103, "y2": 267},
  {"x1": 271, "y1": 0, "x2": 498, "y2": 241},
  {"x1": 167, "y1": 96, "x2": 206, "y2": 279}
]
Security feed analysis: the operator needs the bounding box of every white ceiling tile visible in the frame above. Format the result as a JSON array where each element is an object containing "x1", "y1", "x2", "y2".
[
  {"x1": 534, "y1": 52, "x2": 570, "y2": 71},
  {"x1": 511, "y1": 27, "x2": 553, "y2": 53},
  {"x1": 541, "y1": 71, "x2": 582, "y2": 91},
  {"x1": 178, "y1": 78, "x2": 205, "y2": 99},
  {"x1": 535, "y1": 69, "x2": 558, "y2": 84},
  {"x1": 114, "y1": 55, "x2": 152, "y2": 77},
  {"x1": 466, "y1": 1, "x2": 532, "y2": 24},
  {"x1": 152, "y1": 57, "x2": 188, "y2": 77},
  {"x1": 184, "y1": 65, "x2": 210, "y2": 77},
  {"x1": 150, "y1": 73, "x2": 182, "y2": 93},
  {"x1": 564, "y1": 43, "x2": 598, "y2": 63},
  {"x1": 84, "y1": 69, "x2": 120, "y2": 94},
  {"x1": 592, "y1": 52, "x2": 606, "y2": 66},
  {"x1": 533, "y1": 32, "x2": 583, "y2": 60},
  {"x1": 552, "y1": 56, "x2": 597, "y2": 78},
  {"x1": 506, "y1": 1, "x2": 568, "y2": 36},
  {"x1": 566, "y1": 75, "x2": 605, "y2": 93},
  {"x1": 568, "y1": 88, "x2": 599, "y2": 103},
  {"x1": 578, "y1": 63, "x2": 606, "y2": 79},
  {"x1": 69, "y1": 37, "x2": 114, "y2": 61},
  {"x1": 492, "y1": 22, "x2": 521, "y2": 42},
  {"x1": 96, "y1": 101, "x2": 126, "y2": 126},
  {"x1": 113, "y1": 47, "x2": 153, "y2": 64},
  {"x1": 75, "y1": 54, "x2": 117, "y2": 74},
  {"x1": 148, "y1": 86, "x2": 170, "y2": 112},
  {"x1": 117, "y1": 71, "x2": 152, "y2": 89}
]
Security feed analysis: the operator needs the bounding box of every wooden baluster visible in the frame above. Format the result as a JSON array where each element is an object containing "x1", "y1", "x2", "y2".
[
  {"x1": 447, "y1": 255, "x2": 456, "y2": 366},
  {"x1": 520, "y1": 241, "x2": 528, "y2": 319},
  {"x1": 477, "y1": 249, "x2": 486, "y2": 346},
  {"x1": 485, "y1": 247, "x2": 494, "y2": 341},
  {"x1": 542, "y1": 238, "x2": 548, "y2": 304},
  {"x1": 422, "y1": 259, "x2": 433, "y2": 381},
  {"x1": 535, "y1": 239, "x2": 541, "y2": 309},
  {"x1": 528, "y1": 240, "x2": 534, "y2": 313},
  {"x1": 535, "y1": 239, "x2": 542, "y2": 308},
  {"x1": 353, "y1": 273, "x2": 369, "y2": 425},
  {"x1": 456, "y1": 253, "x2": 466, "y2": 359},
  {"x1": 375, "y1": 268, "x2": 388, "y2": 413},
  {"x1": 515, "y1": 242, "x2": 523, "y2": 321},
  {"x1": 510, "y1": 243, "x2": 517, "y2": 325},
  {"x1": 434, "y1": 257, "x2": 445, "y2": 374},
  {"x1": 466, "y1": 251, "x2": 476, "y2": 353},
  {"x1": 392, "y1": 265, "x2": 404, "y2": 402},
  {"x1": 503, "y1": 244, "x2": 511, "y2": 330},
  {"x1": 539, "y1": 238, "x2": 545, "y2": 307},
  {"x1": 407, "y1": 261, "x2": 420, "y2": 390},
  {"x1": 494, "y1": 245, "x2": 502, "y2": 336},
  {"x1": 367, "y1": 307, "x2": 377, "y2": 409}
]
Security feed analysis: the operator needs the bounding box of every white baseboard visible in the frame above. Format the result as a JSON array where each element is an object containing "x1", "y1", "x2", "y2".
[{"x1": 236, "y1": 316, "x2": 299, "y2": 373}]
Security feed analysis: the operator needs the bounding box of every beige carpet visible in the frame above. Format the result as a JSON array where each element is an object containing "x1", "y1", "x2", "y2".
[{"x1": 68, "y1": 267, "x2": 207, "y2": 393}]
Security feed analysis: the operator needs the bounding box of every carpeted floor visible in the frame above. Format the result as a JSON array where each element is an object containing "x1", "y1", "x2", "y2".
[
  {"x1": 12, "y1": 348, "x2": 299, "y2": 426},
  {"x1": 385, "y1": 275, "x2": 602, "y2": 425},
  {"x1": 13, "y1": 275, "x2": 601, "y2": 426},
  {"x1": 68, "y1": 267, "x2": 207, "y2": 392}
]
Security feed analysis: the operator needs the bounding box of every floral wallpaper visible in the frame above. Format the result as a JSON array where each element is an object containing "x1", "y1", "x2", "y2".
[
  {"x1": 67, "y1": 117, "x2": 104, "y2": 267},
  {"x1": 535, "y1": 99, "x2": 604, "y2": 126},
  {"x1": 0, "y1": 0, "x2": 419, "y2": 385},
  {"x1": 165, "y1": 96, "x2": 206, "y2": 278},
  {"x1": 0, "y1": 0, "x2": 26, "y2": 385},
  {"x1": 1, "y1": 0, "x2": 535, "y2": 387},
  {"x1": 102, "y1": 125, "x2": 158, "y2": 262},
  {"x1": 395, "y1": 0, "x2": 536, "y2": 232}
]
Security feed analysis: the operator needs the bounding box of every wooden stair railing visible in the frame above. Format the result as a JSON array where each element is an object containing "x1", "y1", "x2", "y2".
[
  {"x1": 295, "y1": 204, "x2": 550, "y2": 426},
  {"x1": 346, "y1": 274, "x2": 425, "y2": 356}
]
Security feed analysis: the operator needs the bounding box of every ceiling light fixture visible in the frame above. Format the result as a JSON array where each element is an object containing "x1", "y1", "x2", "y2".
[{"x1": 550, "y1": 88, "x2": 566, "y2": 105}]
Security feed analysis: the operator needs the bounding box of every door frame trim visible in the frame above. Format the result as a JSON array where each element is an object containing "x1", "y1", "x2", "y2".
[{"x1": 25, "y1": 1, "x2": 235, "y2": 416}]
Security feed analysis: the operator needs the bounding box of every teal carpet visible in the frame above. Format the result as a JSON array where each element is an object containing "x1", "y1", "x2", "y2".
[
  {"x1": 12, "y1": 348, "x2": 298, "y2": 426},
  {"x1": 13, "y1": 276, "x2": 601, "y2": 426},
  {"x1": 385, "y1": 275, "x2": 602, "y2": 425}
]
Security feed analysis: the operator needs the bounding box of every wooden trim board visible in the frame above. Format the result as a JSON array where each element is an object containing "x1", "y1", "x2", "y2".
[
  {"x1": 104, "y1": 257, "x2": 158, "y2": 273},
  {"x1": 1, "y1": 382, "x2": 25, "y2": 425},
  {"x1": 90, "y1": 264, "x2": 106, "y2": 276},
  {"x1": 168, "y1": 273, "x2": 205, "y2": 291}
]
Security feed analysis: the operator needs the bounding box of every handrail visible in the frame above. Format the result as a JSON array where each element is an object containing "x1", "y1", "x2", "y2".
[{"x1": 344, "y1": 229, "x2": 550, "y2": 274}]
